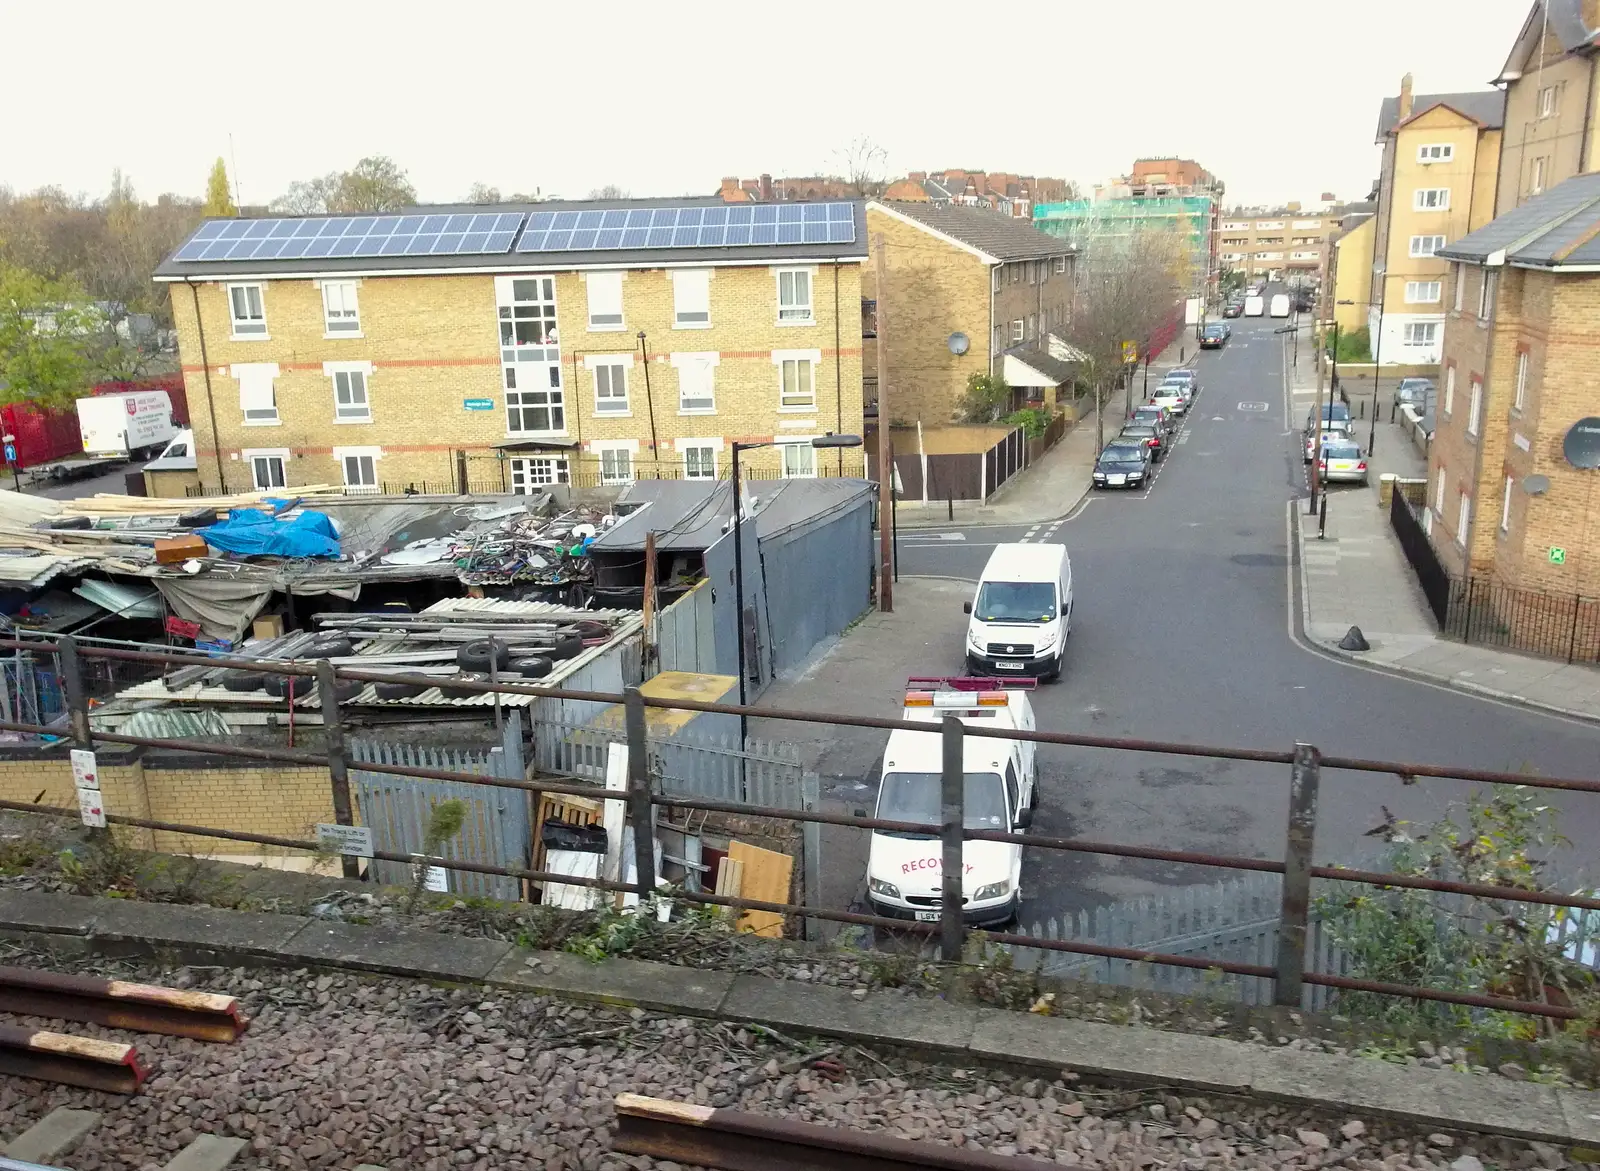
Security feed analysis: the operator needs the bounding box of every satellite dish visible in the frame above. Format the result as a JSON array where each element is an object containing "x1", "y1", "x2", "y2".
[
  {"x1": 1523, "y1": 474, "x2": 1551, "y2": 496},
  {"x1": 1564, "y1": 417, "x2": 1600, "y2": 469},
  {"x1": 947, "y1": 332, "x2": 970, "y2": 356}
]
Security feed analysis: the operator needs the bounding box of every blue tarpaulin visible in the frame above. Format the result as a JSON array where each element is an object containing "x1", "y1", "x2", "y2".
[{"x1": 196, "y1": 509, "x2": 341, "y2": 559}]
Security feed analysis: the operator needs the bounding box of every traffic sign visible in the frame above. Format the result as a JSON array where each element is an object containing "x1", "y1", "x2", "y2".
[
  {"x1": 1550, "y1": 547, "x2": 1567, "y2": 565},
  {"x1": 1121, "y1": 341, "x2": 1139, "y2": 364},
  {"x1": 3, "y1": 445, "x2": 15, "y2": 464}
]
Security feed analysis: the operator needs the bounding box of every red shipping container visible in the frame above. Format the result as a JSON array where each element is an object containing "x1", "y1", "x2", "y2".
[{"x1": 0, "y1": 401, "x2": 83, "y2": 469}]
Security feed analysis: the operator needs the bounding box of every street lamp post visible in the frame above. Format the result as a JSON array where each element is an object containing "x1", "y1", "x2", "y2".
[{"x1": 730, "y1": 433, "x2": 863, "y2": 755}]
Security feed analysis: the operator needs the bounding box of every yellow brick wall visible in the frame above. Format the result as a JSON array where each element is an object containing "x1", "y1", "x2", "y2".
[
  {"x1": 0, "y1": 758, "x2": 334, "y2": 857},
  {"x1": 170, "y1": 260, "x2": 866, "y2": 490},
  {"x1": 144, "y1": 468, "x2": 202, "y2": 498},
  {"x1": 862, "y1": 208, "x2": 992, "y2": 426},
  {"x1": 1498, "y1": 38, "x2": 1592, "y2": 217}
]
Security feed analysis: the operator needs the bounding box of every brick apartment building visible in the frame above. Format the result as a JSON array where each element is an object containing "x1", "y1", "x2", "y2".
[
  {"x1": 1216, "y1": 206, "x2": 1343, "y2": 284},
  {"x1": 863, "y1": 202, "x2": 1077, "y2": 425},
  {"x1": 719, "y1": 171, "x2": 1072, "y2": 218},
  {"x1": 157, "y1": 198, "x2": 867, "y2": 494},
  {"x1": 1428, "y1": 173, "x2": 1600, "y2": 656}
]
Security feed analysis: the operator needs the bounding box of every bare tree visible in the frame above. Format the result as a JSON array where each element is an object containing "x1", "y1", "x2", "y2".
[
  {"x1": 271, "y1": 173, "x2": 343, "y2": 214},
  {"x1": 586, "y1": 185, "x2": 631, "y2": 199},
  {"x1": 270, "y1": 156, "x2": 416, "y2": 214},
  {"x1": 464, "y1": 183, "x2": 502, "y2": 203},
  {"x1": 832, "y1": 136, "x2": 889, "y2": 199}
]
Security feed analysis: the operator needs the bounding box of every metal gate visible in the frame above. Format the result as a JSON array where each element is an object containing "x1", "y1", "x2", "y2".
[{"x1": 351, "y1": 713, "x2": 531, "y2": 900}]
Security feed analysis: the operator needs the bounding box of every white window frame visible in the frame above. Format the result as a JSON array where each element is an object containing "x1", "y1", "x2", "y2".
[
  {"x1": 227, "y1": 283, "x2": 267, "y2": 339},
  {"x1": 320, "y1": 280, "x2": 361, "y2": 336},
  {"x1": 1010, "y1": 319, "x2": 1024, "y2": 343},
  {"x1": 671, "y1": 351, "x2": 719, "y2": 414},
  {"x1": 1409, "y1": 235, "x2": 1445, "y2": 258},
  {"x1": 1501, "y1": 475, "x2": 1514, "y2": 534},
  {"x1": 584, "y1": 353, "x2": 633, "y2": 417},
  {"x1": 496, "y1": 275, "x2": 565, "y2": 437},
  {"x1": 591, "y1": 439, "x2": 638, "y2": 486},
  {"x1": 1453, "y1": 262, "x2": 1465, "y2": 311},
  {"x1": 670, "y1": 269, "x2": 712, "y2": 329},
  {"x1": 234, "y1": 362, "x2": 280, "y2": 426},
  {"x1": 1457, "y1": 493, "x2": 1471, "y2": 548},
  {"x1": 1532, "y1": 156, "x2": 1547, "y2": 195},
  {"x1": 775, "y1": 267, "x2": 815, "y2": 324},
  {"x1": 508, "y1": 456, "x2": 569, "y2": 494},
  {"x1": 1433, "y1": 464, "x2": 1447, "y2": 515},
  {"x1": 773, "y1": 348, "x2": 821, "y2": 412},
  {"x1": 1478, "y1": 270, "x2": 1495, "y2": 320},
  {"x1": 777, "y1": 438, "x2": 818, "y2": 479},
  {"x1": 1054, "y1": 256, "x2": 1067, "y2": 274},
  {"x1": 1443, "y1": 365, "x2": 1456, "y2": 415},
  {"x1": 1404, "y1": 281, "x2": 1442, "y2": 304},
  {"x1": 1402, "y1": 322, "x2": 1438, "y2": 347},
  {"x1": 324, "y1": 360, "x2": 373, "y2": 423},
  {"x1": 242, "y1": 447, "x2": 290, "y2": 491},
  {"x1": 333, "y1": 445, "x2": 380, "y2": 494},
  {"x1": 585, "y1": 271, "x2": 625, "y2": 331},
  {"x1": 1539, "y1": 84, "x2": 1559, "y2": 118},
  {"x1": 1413, "y1": 188, "x2": 1451, "y2": 211},
  {"x1": 1514, "y1": 351, "x2": 1529, "y2": 412},
  {"x1": 1416, "y1": 143, "x2": 1454, "y2": 163},
  {"x1": 678, "y1": 436, "x2": 722, "y2": 481},
  {"x1": 1467, "y1": 377, "x2": 1483, "y2": 436}
]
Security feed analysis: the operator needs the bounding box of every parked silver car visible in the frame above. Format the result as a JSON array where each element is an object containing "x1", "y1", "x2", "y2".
[{"x1": 1318, "y1": 439, "x2": 1368, "y2": 484}]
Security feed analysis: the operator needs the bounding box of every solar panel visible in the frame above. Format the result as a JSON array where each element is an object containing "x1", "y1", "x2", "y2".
[
  {"x1": 515, "y1": 202, "x2": 857, "y2": 252},
  {"x1": 171, "y1": 211, "x2": 527, "y2": 262}
]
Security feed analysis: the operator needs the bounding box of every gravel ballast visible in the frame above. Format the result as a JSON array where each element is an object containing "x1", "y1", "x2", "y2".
[{"x1": 0, "y1": 950, "x2": 1573, "y2": 1171}]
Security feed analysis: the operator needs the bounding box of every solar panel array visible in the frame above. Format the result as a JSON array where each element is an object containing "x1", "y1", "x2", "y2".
[
  {"x1": 516, "y1": 202, "x2": 857, "y2": 252},
  {"x1": 172, "y1": 212, "x2": 526, "y2": 262}
]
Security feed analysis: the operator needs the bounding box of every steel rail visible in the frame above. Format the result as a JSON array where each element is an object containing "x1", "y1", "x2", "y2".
[
  {"x1": 612, "y1": 1092, "x2": 1055, "y2": 1169},
  {"x1": 8, "y1": 633, "x2": 1597, "y2": 794},
  {"x1": 0, "y1": 1024, "x2": 147, "y2": 1094},
  {"x1": 0, "y1": 966, "x2": 247, "y2": 1043}
]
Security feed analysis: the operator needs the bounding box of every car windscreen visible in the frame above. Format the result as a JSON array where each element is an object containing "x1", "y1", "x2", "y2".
[
  {"x1": 1100, "y1": 447, "x2": 1144, "y2": 466},
  {"x1": 876, "y1": 771, "x2": 1009, "y2": 836},
  {"x1": 973, "y1": 580, "x2": 1056, "y2": 622},
  {"x1": 1324, "y1": 443, "x2": 1361, "y2": 459},
  {"x1": 1132, "y1": 411, "x2": 1162, "y2": 424}
]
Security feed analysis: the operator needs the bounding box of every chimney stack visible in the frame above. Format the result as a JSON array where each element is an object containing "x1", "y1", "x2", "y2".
[
  {"x1": 1586, "y1": 0, "x2": 1600, "y2": 34},
  {"x1": 759, "y1": 173, "x2": 773, "y2": 201},
  {"x1": 719, "y1": 177, "x2": 741, "y2": 202},
  {"x1": 1399, "y1": 72, "x2": 1414, "y2": 122}
]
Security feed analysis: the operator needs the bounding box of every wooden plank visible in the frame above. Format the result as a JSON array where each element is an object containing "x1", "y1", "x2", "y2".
[
  {"x1": 726, "y1": 841, "x2": 792, "y2": 939},
  {"x1": 714, "y1": 857, "x2": 744, "y2": 922}
]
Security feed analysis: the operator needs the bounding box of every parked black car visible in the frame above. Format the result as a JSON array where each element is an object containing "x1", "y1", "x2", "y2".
[
  {"x1": 1118, "y1": 422, "x2": 1165, "y2": 461},
  {"x1": 1092, "y1": 441, "x2": 1153, "y2": 489}
]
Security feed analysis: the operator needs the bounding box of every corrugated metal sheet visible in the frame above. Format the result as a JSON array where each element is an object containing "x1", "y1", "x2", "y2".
[{"x1": 94, "y1": 707, "x2": 233, "y2": 739}]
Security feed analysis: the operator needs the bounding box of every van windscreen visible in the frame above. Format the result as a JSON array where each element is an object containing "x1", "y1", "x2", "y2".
[
  {"x1": 877, "y1": 771, "x2": 1008, "y2": 835},
  {"x1": 974, "y1": 581, "x2": 1056, "y2": 622}
]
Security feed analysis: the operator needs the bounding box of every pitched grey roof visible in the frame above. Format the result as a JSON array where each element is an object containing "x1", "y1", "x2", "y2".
[
  {"x1": 1373, "y1": 91, "x2": 1506, "y2": 140},
  {"x1": 591, "y1": 478, "x2": 874, "y2": 553},
  {"x1": 873, "y1": 201, "x2": 1075, "y2": 261},
  {"x1": 1499, "y1": 0, "x2": 1596, "y2": 80},
  {"x1": 154, "y1": 196, "x2": 867, "y2": 280},
  {"x1": 1436, "y1": 172, "x2": 1600, "y2": 266}
]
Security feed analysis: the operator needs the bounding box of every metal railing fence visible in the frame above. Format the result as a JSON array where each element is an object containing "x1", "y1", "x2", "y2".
[{"x1": 0, "y1": 634, "x2": 1595, "y2": 1021}]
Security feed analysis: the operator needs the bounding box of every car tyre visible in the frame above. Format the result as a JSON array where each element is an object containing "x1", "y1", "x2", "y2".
[
  {"x1": 375, "y1": 680, "x2": 429, "y2": 701},
  {"x1": 221, "y1": 670, "x2": 265, "y2": 692},
  {"x1": 456, "y1": 638, "x2": 513, "y2": 672}
]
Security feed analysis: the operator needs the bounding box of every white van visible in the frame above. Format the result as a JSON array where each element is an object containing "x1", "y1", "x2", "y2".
[
  {"x1": 867, "y1": 678, "x2": 1037, "y2": 925},
  {"x1": 1243, "y1": 294, "x2": 1265, "y2": 317},
  {"x1": 963, "y1": 543, "x2": 1072, "y2": 680},
  {"x1": 1270, "y1": 293, "x2": 1290, "y2": 318}
]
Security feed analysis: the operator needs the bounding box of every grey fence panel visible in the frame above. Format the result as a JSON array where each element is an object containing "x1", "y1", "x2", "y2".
[
  {"x1": 351, "y1": 714, "x2": 530, "y2": 901},
  {"x1": 656, "y1": 580, "x2": 717, "y2": 676},
  {"x1": 529, "y1": 716, "x2": 808, "y2": 809}
]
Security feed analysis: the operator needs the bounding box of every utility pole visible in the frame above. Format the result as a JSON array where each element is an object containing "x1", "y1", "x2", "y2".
[{"x1": 873, "y1": 233, "x2": 893, "y2": 613}]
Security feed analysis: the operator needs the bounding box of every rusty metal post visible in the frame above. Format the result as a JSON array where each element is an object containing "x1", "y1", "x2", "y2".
[
  {"x1": 940, "y1": 715, "x2": 966, "y2": 962},
  {"x1": 625, "y1": 686, "x2": 656, "y2": 902},
  {"x1": 316, "y1": 660, "x2": 360, "y2": 879},
  {"x1": 1275, "y1": 742, "x2": 1321, "y2": 1006},
  {"x1": 58, "y1": 635, "x2": 91, "y2": 749}
]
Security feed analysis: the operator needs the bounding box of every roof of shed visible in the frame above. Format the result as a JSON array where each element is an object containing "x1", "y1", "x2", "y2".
[{"x1": 591, "y1": 478, "x2": 875, "y2": 553}]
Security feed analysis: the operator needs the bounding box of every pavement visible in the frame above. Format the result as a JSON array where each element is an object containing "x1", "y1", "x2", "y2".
[
  {"x1": 6, "y1": 889, "x2": 1599, "y2": 1147},
  {"x1": 893, "y1": 337, "x2": 1194, "y2": 529},
  {"x1": 765, "y1": 301, "x2": 1600, "y2": 931},
  {"x1": 1287, "y1": 362, "x2": 1600, "y2": 722}
]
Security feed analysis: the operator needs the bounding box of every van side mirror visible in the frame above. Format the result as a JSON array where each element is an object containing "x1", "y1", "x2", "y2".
[
  {"x1": 962, "y1": 602, "x2": 972, "y2": 615},
  {"x1": 1016, "y1": 808, "x2": 1034, "y2": 830}
]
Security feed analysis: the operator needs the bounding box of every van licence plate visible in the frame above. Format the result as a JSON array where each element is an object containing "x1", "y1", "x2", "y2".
[
  {"x1": 995, "y1": 661, "x2": 1024, "y2": 670},
  {"x1": 914, "y1": 910, "x2": 940, "y2": 922}
]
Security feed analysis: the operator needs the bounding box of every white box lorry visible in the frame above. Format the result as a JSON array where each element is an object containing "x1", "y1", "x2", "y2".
[
  {"x1": 76, "y1": 391, "x2": 177, "y2": 459},
  {"x1": 866, "y1": 676, "x2": 1037, "y2": 926},
  {"x1": 1244, "y1": 294, "x2": 1265, "y2": 317},
  {"x1": 1270, "y1": 293, "x2": 1291, "y2": 318}
]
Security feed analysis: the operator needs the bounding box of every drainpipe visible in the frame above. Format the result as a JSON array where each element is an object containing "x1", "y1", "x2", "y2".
[
  {"x1": 833, "y1": 263, "x2": 843, "y2": 475},
  {"x1": 186, "y1": 279, "x2": 225, "y2": 491},
  {"x1": 1465, "y1": 264, "x2": 1501, "y2": 573},
  {"x1": 1582, "y1": 55, "x2": 1598, "y2": 173},
  {"x1": 636, "y1": 331, "x2": 660, "y2": 471}
]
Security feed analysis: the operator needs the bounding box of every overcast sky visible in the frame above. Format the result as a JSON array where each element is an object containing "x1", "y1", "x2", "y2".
[{"x1": 4, "y1": 0, "x2": 1530, "y2": 210}]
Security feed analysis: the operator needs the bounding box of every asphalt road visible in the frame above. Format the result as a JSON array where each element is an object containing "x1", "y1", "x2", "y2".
[{"x1": 896, "y1": 311, "x2": 1600, "y2": 924}]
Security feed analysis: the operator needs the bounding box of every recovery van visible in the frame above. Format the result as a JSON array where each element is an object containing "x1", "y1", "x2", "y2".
[{"x1": 867, "y1": 677, "x2": 1037, "y2": 926}]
